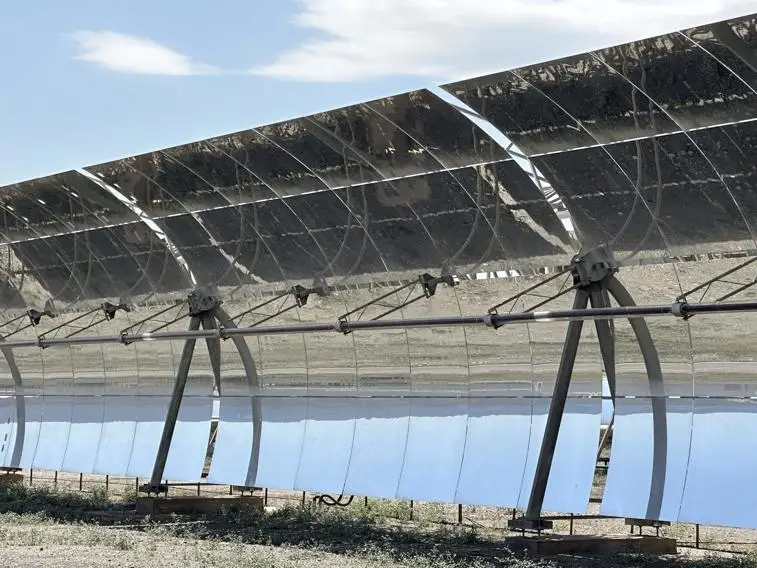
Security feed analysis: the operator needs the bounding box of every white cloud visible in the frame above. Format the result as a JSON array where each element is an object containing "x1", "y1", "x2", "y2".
[
  {"x1": 254, "y1": 0, "x2": 756, "y2": 82},
  {"x1": 69, "y1": 30, "x2": 217, "y2": 76}
]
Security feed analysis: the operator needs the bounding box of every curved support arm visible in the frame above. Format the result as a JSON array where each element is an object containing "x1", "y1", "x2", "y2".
[
  {"x1": 0, "y1": 343, "x2": 24, "y2": 468},
  {"x1": 214, "y1": 306, "x2": 262, "y2": 487},
  {"x1": 606, "y1": 276, "x2": 667, "y2": 520}
]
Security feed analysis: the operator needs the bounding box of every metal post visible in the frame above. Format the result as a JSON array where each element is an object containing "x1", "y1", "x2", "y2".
[
  {"x1": 590, "y1": 283, "x2": 617, "y2": 464},
  {"x1": 135, "y1": 477, "x2": 139, "y2": 493},
  {"x1": 301, "y1": 491, "x2": 306, "y2": 507},
  {"x1": 196, "y1": 482, "x2": 201, "y2": 497},
  {"x1": 264, "y1": 488, "x2": 268, "y2": 507},
  {"x1": 514, "y1": 288, "x2": 590, "y2": 529},
  {"x1": 79, "y1": 473, "x2": 83, "y2": 491},
  {"x1": 410, "y1": 500, "x2": 414, "y2": 521},
  {"x1": 53, "y1": 471, "x2": 57, "y2": 489},
  {"x1": 570, "y1": 514, "x2": 574, "y2": 535},
  {"x1": 146, "y1": 315, "x2": 201, "y2": 491},
  {"x1": 105, "y1": 475, "x2": 109, "y2": 493},
  {"x1": 597, "y1": 417, "x2": 614, "y2": 462},
  {"x1": 696, "y1": 524, "x2": 700, "y2": 548},
  {"x1": 458, "y1": 504, "x2": 463, "y2": 524},
  {"x1": 29, "y1": 469, "x2": 32, "y2": 486}
]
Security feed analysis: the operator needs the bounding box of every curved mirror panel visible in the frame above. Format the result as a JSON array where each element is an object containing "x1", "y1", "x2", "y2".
[
  {"x1": 454, "y1": 398, "x2": 532, "y2": 507},
  {"x1": 17, "y1": 396, "x2": 43, "y2": 470},
  {"x1": 0, "y1": 397, "x2": 15, "y2": 468},
  {"x1": 208, "y1": 395, "x2": 254, "y2": 486},
  {"x1": 251, "y1": 396, "x2": 308, "y2": 490},
  {"x1": 343, "y1": 397, "x2": 410, "y2": 498},
  {"x1": 518, "y1": 398, "x2": 601, "y2": 514},
  {"x1": 61, "y1": 395, "x2": 104, "y2": 474},
  {"x1": 601, "y1": 398, "x2": 692, "y2": 521},
  {"x1": 678, "y1": 399, "x2": 757, "y2": 528},
  {"x1": 94, "y1": 395, "x2": 138, "y2": 476},
  {"x1": 600, "y1": 262, "x2": 693, "y2": 521},
  {"x1": 32, "y1": 395, "x2": 73, "y2": 471},
  {"x1": 125, "y1": 395, "x2": 169, "y2": 479},
  {"x1": 294, "y1": 397, "x2": 355, "y2": 493},
  {"x1": 396, "y1": 398, "x2": 468, "y2": 503},
  {"x1": 163, "y1": 395, "x2": 213, "y2": 482}
]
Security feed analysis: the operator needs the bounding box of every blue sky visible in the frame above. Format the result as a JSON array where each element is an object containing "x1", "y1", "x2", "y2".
[{"x1": 1, "y1": 0, "x2": 754, "y2": 185}]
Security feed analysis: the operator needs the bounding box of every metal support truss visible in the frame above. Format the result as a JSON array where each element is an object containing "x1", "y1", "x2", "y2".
[
  {"x1": 677, "y1": 255, "x2": 757, "y2": 307},
  {"x1": 37, "y1": 300, "x2": 131, "y2": 346},
  {"x1": 0, "y1": 299, "x2": 57, "y2": 340},
  {"x1": 227, "y1": 281, "x2": 329, "y2": 330},
  {"x1": 509, "y1": 245, "x2": 667, "y2": 531},
  {"x1": 120, "y1": 299, "x2": 187, "y2": 346},
  {"x1": 336, "y1": 272, "x2": 456, "y2": 333}
]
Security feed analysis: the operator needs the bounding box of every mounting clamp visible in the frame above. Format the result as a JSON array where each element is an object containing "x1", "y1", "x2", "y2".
[
  {"x1": 483, "y1": 313, "x2": 501, "y2": 329},
  {"x1": 292, "y1": 277, "x2": 330, "y2": 308},
  {"x1": 27, "y1": 299, "x2": 58, "y2": 327},
  {"x1": 187, "y1": 288, "x2": 223, "y2": 316},
  {"x1": 671, "y1": 301, "x2": 689, "y2": 319},
  {"x1": 571, "y1": 245, "x2": 618, "y2": 288},
  {"x1": 102, "y1": 301, "x2": 132, "y2": 321}
]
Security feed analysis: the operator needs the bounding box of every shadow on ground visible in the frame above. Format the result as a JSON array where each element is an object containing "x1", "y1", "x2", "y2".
[{"x1": 0, "y1": 484, "x2": 754, "y2": 568}]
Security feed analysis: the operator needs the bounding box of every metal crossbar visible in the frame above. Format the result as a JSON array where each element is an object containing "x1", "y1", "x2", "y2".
[{"x1": 0, "y1": 297, "x2": 751, "y2": 350}]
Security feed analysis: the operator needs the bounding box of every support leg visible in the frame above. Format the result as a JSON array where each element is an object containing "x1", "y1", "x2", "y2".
[
  {"x1": 147, "y1": 315, "x2": 202, "y2": 491},
  {"x1": 214, "y1": 306, "x2": 262, "y2": 487},
  {"x1": 606, "y1": 276, "x2": 667, "y2": 520},
  {"x1": 201, "y1": 313, "x2": 222, "y2": 396},
  {"x1": 513, "y1": 288, "x2": 590, "y2": 529},
  {"x1": 590, "y1": 283, "x2": 616, "y2": 460}
]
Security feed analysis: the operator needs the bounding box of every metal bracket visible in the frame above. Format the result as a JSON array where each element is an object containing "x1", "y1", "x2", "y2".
[
  {"x1": 570, "y1": 245, "x2": 619, "y2": 288},
  {"x1": 26, "y1": 299, "x2": 58, "y2": 328},
  {"x1": 419, "y1": 272, "x2": 456, "y2": 297},
  {"x1": 102, "y1": 301, "x2": 132, "y2": 321},
  {"x1": 294, "y1": 275, "x2": 330, "y2": 308}
]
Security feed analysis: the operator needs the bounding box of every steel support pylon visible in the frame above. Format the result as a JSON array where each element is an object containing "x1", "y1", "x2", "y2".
[
  {"x1": 144, "y1": 289, "x2": 225, "y2": 493},
  {"x1": 142, "y1": 288, "x2": 263, "y2": 494},
  {"x1": 510, "y1": 246, "x2": 667, "y2": 531}
]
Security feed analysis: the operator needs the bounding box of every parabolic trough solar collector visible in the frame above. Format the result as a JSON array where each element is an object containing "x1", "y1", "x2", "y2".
[{"x1": 1, "y1": 12, "x2": 757, "y2": 530}]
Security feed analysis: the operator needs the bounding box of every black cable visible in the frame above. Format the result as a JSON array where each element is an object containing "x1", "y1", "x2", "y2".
[{"x1": 312, "y1": 494, "x2": 354, "y2": 507}]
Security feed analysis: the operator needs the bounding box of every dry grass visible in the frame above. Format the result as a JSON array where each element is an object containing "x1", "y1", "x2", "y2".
[{"x1": 2, "y1": 483, "x2": 757, "y2": 568}]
